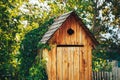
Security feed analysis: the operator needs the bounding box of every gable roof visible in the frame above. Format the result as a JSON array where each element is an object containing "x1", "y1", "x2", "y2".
[{"x1": 40, "y1": 11, "x2": 98, "y2": 45}]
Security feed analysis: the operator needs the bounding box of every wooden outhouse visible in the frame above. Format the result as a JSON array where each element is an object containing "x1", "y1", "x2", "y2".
[{"x1": 40, "y1": 11, "x2": 98, "y2": 80}]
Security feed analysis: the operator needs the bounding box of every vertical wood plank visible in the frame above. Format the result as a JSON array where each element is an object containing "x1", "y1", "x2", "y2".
[
  {"x1": 79, "y1": 21, "x2": 83, "y2": 80},
  {"x1": 59, "y1": 27, "x2": 65, "y2": 44},
  {"x1": 69, "y1": 47, "x2": 74, "y2": 80},
  {"x1": 70, "y1": 16, "x2": 76, "y2": 45},
  {"x1": 81, "y1": 50, "x2": 85, "y2": 80},
  {"x1": 80, "y1": 49, "x2": 83, "y2": 80},
  {"x1": 85, "y1": 46, "x2": 88, "y2": 80},
  {"x1": 118, "y1": 68, "x2": 120, "y2": 80},
  {"x1": 77, "y1": 21, "x2": 82, "y2": 44},
  {"x1": 57, "y1": 47, "x2": 62, "y2": 80},
  {"x1": 65, "y1": 17, "x2": 70, "y2": 45},
  {"x1": 51, "y1": 46, "x2": 56, "y2": 80},
  {"x1": 73, "y1": 47, "x2": 79, "y2": 80},
  {"x1": 92, "y1": 71, "x2": 94, "y2": 80},
  {"x1": 44, "y1": 49, "x2": 52, "y2": 80},
  {"x1": 110, "y1": 71, "x2": 113, "y2": 80},
  {"x1": 81, "y1": 28, "x2": 86, "y2": 80},
  {"x1": 81, "y1": 27, "x2": 84, "y2": 80},
  {"x1": 85, "y1": 41, "x2": 89, "y2": 80},
  {"x1": 55, "y1": 27, "x2": 60, "y2": 44},
  {"x1": 88, "y1": 46, "x2": 92, "y2": 80},
  {"x1": 62, "y1": 48, "x2": 69, "y2": 80}
]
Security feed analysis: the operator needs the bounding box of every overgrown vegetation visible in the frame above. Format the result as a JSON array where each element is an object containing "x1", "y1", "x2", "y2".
[{"x1": 19, "y1": 18, "x2": 54, "y2": 79}]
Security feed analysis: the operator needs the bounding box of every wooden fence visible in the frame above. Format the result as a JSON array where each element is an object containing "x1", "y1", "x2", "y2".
[
  {"x1": 92, "y1": 60, "x2": 120, "y2": 80},
  {"x1": 92, "y1": 70, "x2": 120, "y2": 80},
  {"x1": 92, "y1": 71, "x2": 117, "y2": 80}
]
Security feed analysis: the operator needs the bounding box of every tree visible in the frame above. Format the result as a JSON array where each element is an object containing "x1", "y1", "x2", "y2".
[{"x1": 0, "y1": 0, "x2": 26, "y2": 79}]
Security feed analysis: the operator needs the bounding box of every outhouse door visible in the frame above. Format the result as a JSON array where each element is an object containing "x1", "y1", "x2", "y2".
[{"x1": 56, "y1": 46, "x2": 84, "y2": 80}]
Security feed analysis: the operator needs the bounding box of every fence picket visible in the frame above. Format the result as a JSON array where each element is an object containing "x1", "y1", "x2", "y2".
[{"x1": 92, "y1": 70, "x2": 120, "y2": 80}]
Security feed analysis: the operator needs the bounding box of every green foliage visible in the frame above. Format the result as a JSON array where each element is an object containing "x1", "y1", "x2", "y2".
[
  {"x1": 92, "y1": 38, "x2": 120, "y2": 71},
  {"x1": 29, "y1": 58, "x2": 47, "y2": 80},
  {"x1": 0, "y1": 0, "x2": 23, "y2": 79},
  {"x1": 19, "y1": 18, "x2": 54, "y2": 79},
  {"x1": 92, "y1": 58, "x2": 112, "y2": 72},
  {"x1": 92, "y1": 45, "x2": 112, "y2": 72}
]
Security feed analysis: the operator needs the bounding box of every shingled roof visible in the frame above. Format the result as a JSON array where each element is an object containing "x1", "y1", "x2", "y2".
[{"x1": 40, "y1": 11, "x2": 98, "y2": 45}]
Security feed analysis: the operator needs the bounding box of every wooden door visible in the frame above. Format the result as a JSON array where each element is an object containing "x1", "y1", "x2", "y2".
[{"x1": 56, "y1": 46, "x2": 83, "y2": 80}]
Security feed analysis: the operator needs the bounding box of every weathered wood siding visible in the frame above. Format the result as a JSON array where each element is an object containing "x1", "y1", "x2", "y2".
[
  {"x1": 56, "y1": 47, "x2": 80, "y2": 80},
  {"x1": 43, "y1": 14, "x2": 93, "y2": 80}
]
